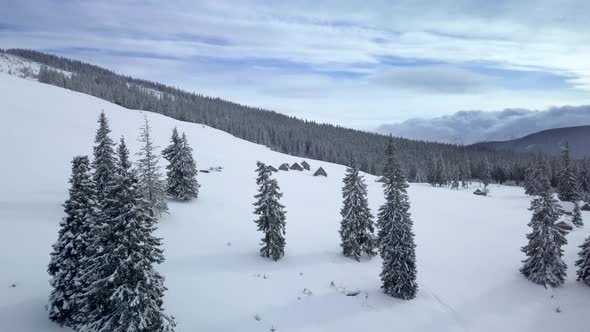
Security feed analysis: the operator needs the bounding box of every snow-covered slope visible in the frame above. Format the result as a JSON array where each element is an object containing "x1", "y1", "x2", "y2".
[
  {"x1": 0, "y1": 53, "x2": 71, "y2": 81},
  {"x1": 0, "y1": 73, "x2": 589, "y2": 332}
]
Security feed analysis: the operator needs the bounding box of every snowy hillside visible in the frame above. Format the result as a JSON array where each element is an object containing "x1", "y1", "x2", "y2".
[
  {"x1": 0, "y1": 53, "x2": 71, "y2": 81},
  {"x1": 0, "y1": 73, "x2": 589, "y2": 332}
]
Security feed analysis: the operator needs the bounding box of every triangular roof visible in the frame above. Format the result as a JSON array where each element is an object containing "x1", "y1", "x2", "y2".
[
  {"x1": 290, "y1": 162, "x2": 304, "y2": 171},
  {"x1": 313, "y1": 167, "x2": 327, "y2": 177}
]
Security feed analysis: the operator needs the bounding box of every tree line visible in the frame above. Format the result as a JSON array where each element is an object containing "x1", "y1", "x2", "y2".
[{"x1": 1, "y1": 48, "x2": 558, "y2": 184}]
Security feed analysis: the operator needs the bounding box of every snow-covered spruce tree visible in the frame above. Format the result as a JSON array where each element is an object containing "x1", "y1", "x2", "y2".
[
  {"x1": 557, "y1": 142, "x2": 579, "y2": 202},
  {"x1": 137, "y1": 116, "x2": 168, "y2": 217},
  {"x1": 435, "y1": 155, "x2": 447, "y2": 187},
  {"x1": 162, "y1": 127, "x2": 181, "y2": 159},
  {"x1": 460, "y1": 162, "x2": 471, "y2": 188},
  {"x1": 576, "y1": 235, "x2": 590, "y2": 286},
  {"x1": 117, "y1": 137, "x2": 131, "y2": 171},
  {"x1": 75, "y1": 137, "x2": 176, "y2": 332},
  {"x1": 377, "y1": 138, "x2": 418, "y2": 300},
  {"x1": 520, "y1": 185, "x2": 567, "y2": 288},
  {"x1": 480, "y1": 159, "x2": 491, "y2": 188},
  {"x1": 253, "y1": 161, "x2": 286, "y2": 261},
  {"x1": 524, "y1": 163, "x2": 539, "y2": 196},
  {"x1": 524, "y1": 158, "x2": 551, "y2": 197},
  {"x1": 451, "y1": 169, "x2": 460, "y2": 190},
  {"x1": 163, "y1": 130, "x2": 199, "y2": 200},
  {"x1": 572, "y1": 201, "x2": 583, "y2": 227},
  {"x1": 339, "y1": 159, "x2": 376, "y2": 261},
  {"x1": 426, "y1": 157, "x2": 437, "y2": 186},
  {"x1": 92, "y1": 111, "x2": 117, "y2": 197},
  {"x1": 578, "y1": 159, "x2": 590, "y2": 202},
  {"x1": 47, "y1": 155, "x2": 96, "y2": 326}
]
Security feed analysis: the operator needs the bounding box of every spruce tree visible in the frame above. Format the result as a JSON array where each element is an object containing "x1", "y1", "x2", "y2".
[
  {"x1": 75, "y1": 137, "x2": 176, "y2": 332},
  {"x1": 480, "y1": 159, "x2": 491, "y2": 188},
  {"x1": 164, "y1": 130, "x2": 199, "y2": 200},
  {"x1": 578, "y1": 159, "x2": 590, "y2": 202},
  {"x1": 576, "y1": 235, "x2": 590, "y2": 286},
  {"x1": 253, "y1": 161, "x2": 286, "y2": 261},
  {"x1": 427, "y1": 157, "x2": 437, "y2": 186},
  {"x1": 137, "y1": 117, "x2": 168, "y2": 217},
  {"x1": 557, "y1": 142, "x2": 579, "y2": 202},
  {"x1": 524, "y1": 163, "x2": 539, "y2": 196},
  {"x1": 524, "y1": 158, "x2": 551, "y2": 197},
  {"x1": 520, "y1": 185, "x2": 567, "y2": 287},
  {"x1": 117, "y1": 137, "x2": 131, "y2": 171},
  {"x1": 460, "y1": 162, "x2": 471, "y2": 188},
  {"x1": 162, "y1": 127, "x2": 181, "y2": 160},
  {"x1": 572, "y1": 201, "x2": 583, "y2": 227},
  {"x1": 435, "y1": 155, "x2": 447, "y2": 187},
  {"x1": 339, "y1": 159, "x2": 376, "y2": 261},
  {"x1": 47, "y1": 156, "x2": 96, "y2": 326},
  {"x1": 92, "y1": 112, "x2": 117, "y2": 197},
  {"x1": 377, "y1": 138, "x2": 418, "y2": 300},
  {"x1": 451, "y1": 169, "x2": 460, "y2": 190}
]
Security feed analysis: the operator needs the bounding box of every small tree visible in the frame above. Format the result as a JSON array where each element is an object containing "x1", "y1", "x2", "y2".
[
  {"x1": 480, "y1": 159, "x2": 491, "y2": 188},
  {"x1": 451, "y1": 169, "x2": 460, "y2": 190},
  {"x1": 47, "y1": 156, "x2": 96, "y2": 327},
  {"x1": 339, "y1": 159, "x2": 376, "y2": 261},
  {"x1": 74, "y1": 137, "x2": 176, "y2": 331},
  {"x1": 520, "y1": 187, "x2": 567, "y2": 288},
  {"x1": 578, "y1": 159, "x2": 590, "y2": 202},
  {"x1": 164, "y1": 129, "x2": 199, "y2": 200},
  {"x1": 576, "y1": 235, "x2": 590, "y2": 286},
  {"x1": 253, "y1": 162, "x2": 286, "y2": 261},
  {"x1": 137, "y1": 116, "x2": 168, "y2": 217},
  {"x1": 524, "y1": 163, "x2": 538, "y2": 196},
  {"x1": 377, "y1": 138, "x2": 418, "y2": 300},
  {"x1": 572, "y1": 201, "x2": 583, "y2": 227},
  {"x1": 557, "y1": 142, "x2": 579, "y2": 202},
  {"x1": 434, "y1": 155, "x2": 447, "y2": 187},
  {"x1": 460, "y1": 162, "x2": 471, "y2": 188}
]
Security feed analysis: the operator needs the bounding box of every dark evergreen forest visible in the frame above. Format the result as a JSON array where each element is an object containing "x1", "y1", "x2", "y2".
[{"x1": 3, "y1": 48, "x2": 561, "y2": 184}]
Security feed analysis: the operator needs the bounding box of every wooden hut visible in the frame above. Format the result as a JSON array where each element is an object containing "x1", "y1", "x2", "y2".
[
  {"x1": 278, "y1": 163, "x2": 290, "y2": 171},
  {"x1": 314, "y1": 167, "x2": 327, "y2": 177},
  {"x1": 376, "y1": 176, "x2": 387, "y2": 183},
  {"x1": 268, "y1": 165, "x2": 278, "y2": 172},
  {"x1": 582, "y1": 203, "x2": 590, "y2": 212},
  {"x1": 301, "y1": 161, "x2": 310, "y2": 171},
  {"x1": 291, "y1": 162, "x2": 304, "y2": 171}
]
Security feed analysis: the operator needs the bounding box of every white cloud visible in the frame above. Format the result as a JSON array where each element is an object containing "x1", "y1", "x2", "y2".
[
  {"x1": 2, "y1": 0, "x2": 590, "y2": 128},
  {"x1": 378, "y1": 106, "x2": 590, "y2": 144}
]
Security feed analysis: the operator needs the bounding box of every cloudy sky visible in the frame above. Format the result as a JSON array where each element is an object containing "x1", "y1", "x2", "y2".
[{"x1": 2, "y1": 0, "x2": 590, "y2": 129}]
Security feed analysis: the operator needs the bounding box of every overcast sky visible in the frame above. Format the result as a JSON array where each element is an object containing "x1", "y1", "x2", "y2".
[{"x1": 2, "y1": 0, "x2": 590, "y2": 129}]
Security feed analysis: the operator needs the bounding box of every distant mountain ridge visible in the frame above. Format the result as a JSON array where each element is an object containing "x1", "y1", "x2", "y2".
[
  {"x1": 377, "y1": 107, "x2": 590, "y2": 145},
  {"x1": 474, "y1": 125, "x2": 590, "y2": 159}
]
